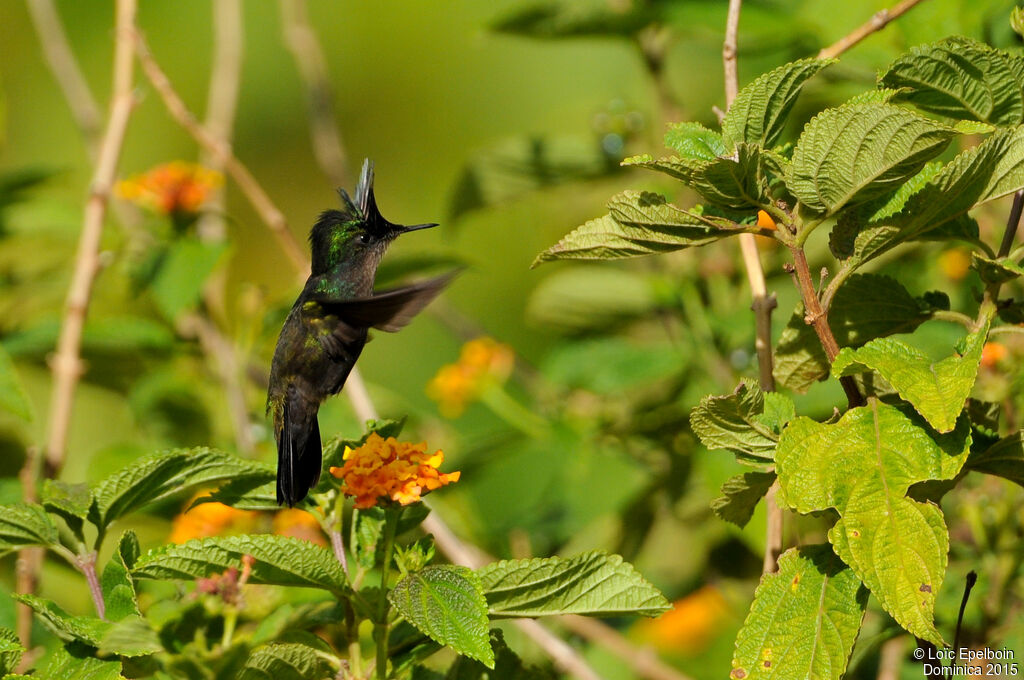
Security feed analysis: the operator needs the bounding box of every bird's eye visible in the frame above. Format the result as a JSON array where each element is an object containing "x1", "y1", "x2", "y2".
[{"x1": 358, "y1": 233, "x2": 372, "y2": 245}]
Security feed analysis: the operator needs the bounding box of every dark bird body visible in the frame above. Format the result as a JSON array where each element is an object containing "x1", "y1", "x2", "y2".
[{"x1": 268, "y1": 160, "x2": 455, "y2": 506}]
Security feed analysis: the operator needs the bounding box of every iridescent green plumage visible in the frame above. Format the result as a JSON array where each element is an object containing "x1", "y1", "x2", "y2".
[{"x1": 267, "y1": 160, "x2": 456, "y2": 506}]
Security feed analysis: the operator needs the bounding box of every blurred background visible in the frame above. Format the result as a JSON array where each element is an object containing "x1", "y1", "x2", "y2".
[{"x1": 1, "y1": 1, "x2": 1022, "y2": 677}]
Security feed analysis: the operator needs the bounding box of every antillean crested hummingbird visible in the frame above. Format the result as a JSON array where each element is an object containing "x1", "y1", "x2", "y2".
[{"x1": 268, "y1": 160, "x2": 456, "y2": 506}]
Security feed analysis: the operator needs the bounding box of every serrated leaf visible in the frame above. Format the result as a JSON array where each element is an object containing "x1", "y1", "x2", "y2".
[
  {"x1": 97, "y1": 616, "x2": 161, "y2": 657},
  {"x1": 880, "y1": 37, "x2": 1024, "y2": 126},
  {"x1": 14, "y1": 595, "x2": 108, "y2": 647},
  {"x1": 150, "y1": 237, "x2": 227, "y2": 321},
  {"x1": 832, "y1": 319, "x2": 990, "y2": 433},
  {"x1": 967, "y1": 432, "x2": 1024, "y2": 488},
  {"x1": 478, "y1": 551, "x2": 670, "y2": 618},
  {"x1": 774, "y1": 274, "x2": 934, "y2": 392},
  {"x1": 776, "y1": 402, "x2": 971, "y2": 644},
  {"x1": 624, "y1": 144, "x2": 774, "y2": 211},
  {"x1": 236, "y1": 643, "x2": 334, "y2": 680},
  {"x1": 723, "y1": 58, "x2": 835, "y2": 149},
  {"x1": 0, "y1": 345, "x2": 31, "y2": 420},
  {"x1": 788, "y1": 104, "x2": 954, "y2": 214},
  {"x1": 42, "y1": 643, "x2": 124, "y2": 680},
  {"x1": 101, "y1": 531, "x2": 141, "y2": 622},
  {"x1": 664, "y1": 122, "x2": 726, "y2": 160},
  {"x1": 132, "y1": 534, "x2": 347, "y2": 593},
  {"x1": 730, "y1": 546, "x2": 866, "y2": 680},
  {"x1": 194, "y1": 478, "x2": 281, "y2": 512},
  {"x1": 389, "y1": 565, "x2": 494, "y2": 668},
  {"x1": 89, "y1": 448, "x2": 271, "y2": 531},
  {"x1": 533, "y1": 192, "x2": 742, "y2": 266},
  {"x1": 712, "y1": 471, "x2": 776, "y2": 528},
  {"x1": 0, "y1": 503, "x2": 58, "y2": 556},
  {"x1": 0, "y1": 629, "x2": 24, "y2": 676},
  {"x1": 41, "y1": 480, "x2": 90, "y2": 540},
  {"x1": 971, "y1": 252, "x2": 1024, "y2": 285},
  {"x1": 689, "y1": 381, "x2": 783, "y2": 468}
]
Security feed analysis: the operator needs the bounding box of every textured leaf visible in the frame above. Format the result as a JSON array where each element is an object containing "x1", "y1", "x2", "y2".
[
  {"x1": 0, "y1": 503, "x2": 58, "y2": 556},
  {"x1": 0, "y1": 345, "x2": 31, "y2": 420},
  {"x1": 664, "y1": 122, "x2": 726, "y2": 160},
  {"x1": 967, "y1": 432, "x2": 1024, "y2": 488},
  {"x1": 788, "y1": 104, "x2": 954, "y2": 214},
  {"x1": 236, "y1": 643, "x2": 335, "y2": 680},
  {"x1": 15, "y1": 595, "x2": 108, "y2": 647},
  {"x1": 42, "y1": 643, "x2": 124, "y2": 680},
  {"x1": 446, "y1": 629, "x2": 553, "y2": 680},
  {"x1": 478, "y1": 551, "x2": 670, "y2": 618},
  {"x1": 0, "y1": 629, "x2": 24, "y2": 676},
  {"x1": 730, "y1": 546, "x2": 867, "y2": 680},
  {"x1": 880, "y1": 37, "x2": 1024, "y2": 126},
  {"x1": 194, "y1": 478, "x2": 281, "y2": 512},
  {"x1": 722, "y1": 58, "x2": 834, "y2": 149},
  {"x1": 533, "y1": 192, "x2": 741, "y2": 265},
  {"x1": 101, "y1": 531, "x2": 141, "y2": 622},
  {"x1": 41, "y1": 480, "x2": 90, "y2": 540},
  {"x1": 776, "y1": 402, "x2": 971, "y2": 644},
  {"x1": 774, "y1": 274, "x2": 934, "y2": 392},
  {"x1": 689, "y1": 381, "x2": 787, "y2": 468},
  {"x1": 832, "y1": 319, "x2": 990, "y2": 433},
  {"x1": 971, "y1": 253, "x2": 1024, "y2": 285},
  {"x1": 133, "y1": 534, "x2": 347, "y2": 593},
  {"x1": 712, "y1": 471, "x2": 776, "y2": 528},
  {"x1": 96, "y1": 616, "x2": 162, "y2": 658},
  {"x1": 389, "y1": 565, "x2": 494, "y2": 668},
  {"x1": 89, "y1": 448, "x2": 270, "y2": 531},
  {"x1": 624, "y1": 144, "x2": 774, "y2": 210}
]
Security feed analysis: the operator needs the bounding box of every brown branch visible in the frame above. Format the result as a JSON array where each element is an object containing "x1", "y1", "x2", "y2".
[
  {"x1": 723, "y1": 0, "x2": 783, "y2": 573},
  {"x1": 26, "y1": 0, "x2": 103, "y2": 159},
  {"x1": 133, "y1": 32, "x2": 310, "y2": 276},
  {"x1": 15, "y1": 448, "x2": 42, "y2": 656},
  {"x1": 279, "y1": 0, "x2": 351, "y2": 189},
  {"x1": 44, "y1": 0, "x2": 138, "y2": 479},
  {"x1": 817, "y1": 0, "x2": 928, "y2": 60}
]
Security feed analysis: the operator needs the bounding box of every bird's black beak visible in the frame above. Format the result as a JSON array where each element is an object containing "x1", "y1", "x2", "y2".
[
  {"x1": 354, "y1": 159, "x2": 439, "y2": 238},
  {"x1": 394, "y1": 222, "x2": 438, "y2": 235}
]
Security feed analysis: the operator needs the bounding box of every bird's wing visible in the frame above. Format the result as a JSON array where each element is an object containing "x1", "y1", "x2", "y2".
[{"x1": 310, "y1": 270, "x2": 459, "y2": 333}]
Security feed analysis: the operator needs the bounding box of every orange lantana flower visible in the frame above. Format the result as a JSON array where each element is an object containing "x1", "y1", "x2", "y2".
[
  {"x1": 117, "y1": 161, "x2": 223, "y2": 216},
  {"x1": 329, "y1": 433, "x2": 460, "y2": 509},
  {"x1": 273, "y1": 508, "x2": 327, "y2": 546},
  {"x1": 427, "y1": 337, "x2": 514, "y2": 417},
  {"x1": 981, "y1": 341, "x2": 1007, "y2": 368}
]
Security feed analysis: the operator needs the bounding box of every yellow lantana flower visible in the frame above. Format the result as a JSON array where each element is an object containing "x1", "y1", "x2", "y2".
[
  {"x1": 330, "y1": 433, "x2": 460, "y2": 509},
  {"x1": 117, "y1": 161, "x2": 223, "y2": 216},
  {"x1": 427, "y1": 337, "x2": 514, "y2": 417}
]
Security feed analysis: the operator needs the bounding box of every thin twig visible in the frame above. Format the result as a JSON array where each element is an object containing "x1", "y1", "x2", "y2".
[
  {"x1": 723, "y1": 0, "x2": 783, "y2": 573},
  {"x1": 279, "y1": 0, "x2": 351, "y2": 189},
  {"x1": 818, "y1": 0, "x2": 929, "y2": 60},
  {"x1": 876, "y1": 636, "x2": 907, "y2": 680},
  {"x1": 44, "y1": 0, "x2": 138, "y2": 479},
  {"x1": 133, "y1": 32, "x2": 309, "y2": 276},
  {"x1": 15, "y1": 448, "x2": 42, "y2": 656},
  {"x1": 25, "y1": 0, "x2": 103, "y2": 159},
  {"x1": 78, "y1": 552, "x2": 106, "y2": 619},
  {"x1": 953, "y1": 571, "x2": 978, "y2": 664}
]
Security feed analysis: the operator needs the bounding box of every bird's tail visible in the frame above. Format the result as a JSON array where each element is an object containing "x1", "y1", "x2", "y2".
[{"x1": 276, "y1": 389, "x2": 323, "y2": 507}]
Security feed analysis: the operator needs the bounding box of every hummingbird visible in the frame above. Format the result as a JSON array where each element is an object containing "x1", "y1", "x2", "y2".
[{"x1": 268, "y1": 160, "x2": 456, "y2": 506}]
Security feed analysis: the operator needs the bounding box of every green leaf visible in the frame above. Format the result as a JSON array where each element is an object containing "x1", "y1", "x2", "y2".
[
  {"x1": 689, "y1": 380, "x2": 789, "y2": 468},
  {"x1": 526, "y1": 266, "x2": 655, "y2": 333},
  {"x1": 712, "y1": 471, "x2": 776, "y2": 528},
  {"x1": 624, "y1": 144, "x2": 774, "y2": 211},
  {"x1": 722, "y1": 58, "x2": 835, "y2": 149},
  {"x1": 776, "y1": 402, "x2": 971, "y2": 644},
  {"x1": 41, "y1": 480, "x2": 90, "y2": 540},
  {"x1": 193, "y1": 478, "x2": 281, "y2": 512},
  {"x1": 149, "y1": 237, "x2": 227, "y2": 321},
  {"x1": 532, "y1": 193, "x2": 741, "y2": 266},
  {"x1": 879, "y1": 37, "x2": 1024, "y2": 126},
  {"x1": 542, "y1": 337, "x2": 686, "y2": 394},
  {"x1": 101, "y1": 531, "x2": 141, "y2": 622},
  {"x1": 41, "y1": 643, "x2": 124, "y2": 680},
  {"x1": 478, "y1": 551, "x2": 670, "y2": 618},
  {"x1": 967, "y1": 432, "x2": 1024, "y2": 488},
  {"x1": 446, "y1": 629, "x2": 553, "y2": 680},
  {"x1": 96, "y1": 616, "x2": 162, "y2": 658},
  {"x1": 389, "y1": 565, "x2": 494, "y2": 668},
  {"x1": 0, "y1": 629, "x2": 24, "y2": 676},
  {"x1": 489, "y1": 0, "x2": 655, "y2": 39},
  {"x1": 89, "y1": 448, "x2": 270, "y2": 531},
  {"x1": 664, "y1": 122, "x2": 726, "y2": 160},
  {"x1": 788, "y1": 104, "x2": 954, "y2": 214},
  {"x1": 774, "y1": 274, "x2": 935, "y2": 392},
  {"x1": 0, "y1": 345, "x2": 31, "y2": 420},
  {"x1": 236, "y1": 643, "x2": 335, "y2": 680},
  {"x1": 132, "y1": 534, "x2": 347, "y2": 593},
  {"x1": 0, "y1": 503, "x2": 58, "y2": 556},
  {"x1": 14, "y1": 595, "x2": 108, "y2": 647},
  {"x1": 971, "y1": 252, "x2": 1024, "y2": 285},
  {"x1": 832, "y1": 319, "x2": 990, "y2": 433},
  {"x1": 730, "y1": 545, "x2": 867, "y2": 680}
]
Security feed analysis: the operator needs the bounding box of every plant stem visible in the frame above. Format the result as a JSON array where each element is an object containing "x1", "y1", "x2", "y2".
[
  {"x1": 817, "y1": 0, "x2": 929, "y2": 59},
  {"x1": 78, "y1": 552, "x2": 106, "y2": 620},
  {"x1": 375, "y1": 508, "x2": 400, "y2": 680},
  {"x1": 480, "y1": 384, "x2": 549, "y2": 439},
  {"x1": 789, "y1": 246, "x2": 864, "y2": 408},
  {"x1": 222, "y1": 606, "x2": 238, "y2": 648},
  {"x1": 330, "y1": 492, "x2": 349, "y2": 577}
]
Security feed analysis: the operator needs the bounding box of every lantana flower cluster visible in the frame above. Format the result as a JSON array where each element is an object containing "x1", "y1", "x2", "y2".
[
  {"x1": 330, "y1": 433, "x2": 460, "y2": 509},
  {"x1": 426, "y1": 336, "x2": 514, "y2": 417},
  {"x1": 117, "y1": 161, "x2": 223, "y2": 216}
]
